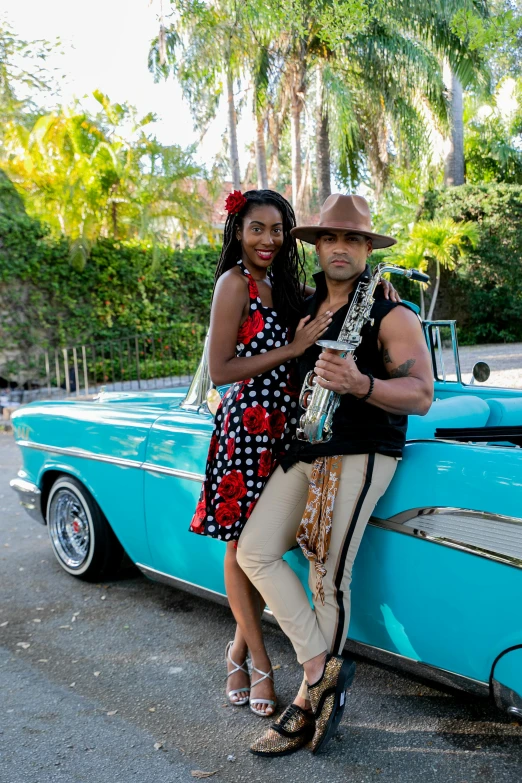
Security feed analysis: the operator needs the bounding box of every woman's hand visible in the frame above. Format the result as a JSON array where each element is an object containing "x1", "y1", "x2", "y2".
[
  {"x1": 290, "y1": 312, "x2": 333, "y2": 357},
  {"x1": 380, "y1": 278, "x2": 401, "y2": 302}
]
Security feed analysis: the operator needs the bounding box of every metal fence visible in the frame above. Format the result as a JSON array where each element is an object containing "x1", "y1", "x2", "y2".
[{"x1": 2, "y1": 325, "x2": 207, "y2": 404}]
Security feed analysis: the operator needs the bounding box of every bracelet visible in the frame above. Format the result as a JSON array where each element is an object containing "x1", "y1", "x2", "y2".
[{"x1": 359, "y1": 373, "x2": 374, "y2": 403}]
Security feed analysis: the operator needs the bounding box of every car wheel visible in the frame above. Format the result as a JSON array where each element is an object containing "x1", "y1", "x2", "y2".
[{"x1": 47, "y1": 475, "x2": 123, "y2": 581}]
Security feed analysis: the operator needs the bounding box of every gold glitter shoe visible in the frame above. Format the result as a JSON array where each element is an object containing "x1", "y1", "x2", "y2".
[
  {"x1": 308, "y1": 654, "x2": 356, "y2": 755},
  {"x1": 250, "y1": 704, "x2": 315, "y2": 757}
]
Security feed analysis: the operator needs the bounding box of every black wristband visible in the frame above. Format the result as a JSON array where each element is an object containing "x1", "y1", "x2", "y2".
[{"x1": 359, "y1": 373, "x2": 374, "y2": 403}]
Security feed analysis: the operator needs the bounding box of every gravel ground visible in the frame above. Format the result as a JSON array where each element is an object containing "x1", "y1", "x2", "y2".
[{"x1": 1, "y1": 431, "x2": 522, "y2": 783}]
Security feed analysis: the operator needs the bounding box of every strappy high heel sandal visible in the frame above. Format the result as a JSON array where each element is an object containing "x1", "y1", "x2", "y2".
[
  {"x1": 249, "y1": 665, "x2": 277, "y2": 717},
  {"x1": 225, "y1": 641, "x2": 250, "y2": 707}
]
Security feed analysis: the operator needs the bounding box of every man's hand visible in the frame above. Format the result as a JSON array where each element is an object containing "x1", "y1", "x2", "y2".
[
  {"x1": 314, "y1": 351, "x2": 370, "y2": 397},
  {"x1": 314, "y1": 307, "x2": 433, "y2": 416}
]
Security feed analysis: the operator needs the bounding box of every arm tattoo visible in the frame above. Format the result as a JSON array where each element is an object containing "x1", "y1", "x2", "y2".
[
  {"x1": 389, "y1": 358, "x2": 416, "y2": 378},
  {"x1": 383, "y1": 349, "x2": 392, "y2": 364}
]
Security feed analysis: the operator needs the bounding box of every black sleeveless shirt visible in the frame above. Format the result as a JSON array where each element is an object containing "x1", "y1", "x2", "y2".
[{"x1": 282, "y1": 265, "x2": 412, "y2": 470}]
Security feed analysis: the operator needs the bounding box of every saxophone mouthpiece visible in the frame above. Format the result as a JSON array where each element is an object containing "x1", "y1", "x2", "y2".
[{"x1": 409, "y1": 269, "x2": 430, "y2": 284}]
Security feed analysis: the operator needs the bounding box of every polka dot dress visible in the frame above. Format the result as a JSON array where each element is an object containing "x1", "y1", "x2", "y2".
[{"x1": 190, "y1": 260, "x2": 299, "y2": 542}]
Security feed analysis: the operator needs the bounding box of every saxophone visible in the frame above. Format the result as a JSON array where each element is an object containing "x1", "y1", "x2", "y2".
[{"x1": 296, "y1": 263, "x2": 429, "y2": 444}]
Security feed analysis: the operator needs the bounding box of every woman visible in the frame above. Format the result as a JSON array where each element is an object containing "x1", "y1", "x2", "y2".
[{"x1": 190, "y1": 188, "x2": 398, "y2": 717}]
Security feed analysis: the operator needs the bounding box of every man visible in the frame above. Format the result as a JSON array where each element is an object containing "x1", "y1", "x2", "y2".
[{"x1": 237, "y1": 194, "x2": 433, "y2": 757}]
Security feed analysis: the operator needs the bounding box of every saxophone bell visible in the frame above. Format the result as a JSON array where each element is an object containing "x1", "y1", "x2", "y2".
[{"x1": 316, "y1": 339, "x2": 353, "y2": 356}]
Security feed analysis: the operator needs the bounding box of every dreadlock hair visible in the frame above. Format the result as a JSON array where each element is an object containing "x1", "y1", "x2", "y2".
[{"x1": 213, "y1": 189, "x2": 306, "y2": 331}]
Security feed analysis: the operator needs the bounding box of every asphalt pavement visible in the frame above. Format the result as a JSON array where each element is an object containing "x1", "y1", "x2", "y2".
[{"x1": 1, "y1": 432, "x2": 521, "y2": 783}]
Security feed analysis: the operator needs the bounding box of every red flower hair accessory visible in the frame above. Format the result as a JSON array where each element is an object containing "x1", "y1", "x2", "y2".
[{"x1": 225, "y1": 190, "x2": 247, "y2": 215}]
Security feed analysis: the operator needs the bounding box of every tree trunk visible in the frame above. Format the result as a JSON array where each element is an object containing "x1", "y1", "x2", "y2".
[
  {"x1": 360, "y1": 109, "x2": 389, "y2": 200},
  {"x1": 297, "y1": 145, "x2": 312, "y2": 221},
  {"x1": 316, "y1": 65, "x2": 331, "y2": 205},
  {"x1": 226, "y1": 65, "x2": 241, "y2": 189},
  {"x1": 427, "y1": 259, "x2": 440, "y2": 320},
  {"x1": 267, "y1": 110, "x2": 280, "y2": 189},
  {"x1": 419, "y1": 285, "x2": 425, "y2": 321},
  {"x1": 111, "y1": 201, "x2": 118, "y2": 239},
  {"x1": 266, "y1": 73, "x2": 290, "y2": 189},
  {"x1": 254, "y1": 110, "x2": 269, "y2": 190},
  {"x1": 289, "y1": 50, "x2": 306, "y2": 216},
  {"x1": 290, "y1": 97, "x2": 302, "y2": 211},
  {"x1": 443, "y1": 62, "x2": 465, "y2": 186}
]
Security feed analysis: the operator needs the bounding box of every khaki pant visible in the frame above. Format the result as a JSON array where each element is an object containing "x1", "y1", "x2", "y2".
[{"x1": 237, "y1": 453, "x2": 397, "y2": 697}]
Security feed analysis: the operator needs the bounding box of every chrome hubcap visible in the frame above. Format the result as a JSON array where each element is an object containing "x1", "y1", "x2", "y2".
[{"x1": 49, "y1": 489, "x2": 90, "y2": 569}]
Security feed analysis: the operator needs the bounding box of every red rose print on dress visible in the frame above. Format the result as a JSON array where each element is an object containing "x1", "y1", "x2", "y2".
[
  {"x1": 248, "y1": 277, "x2": 258, "y2": 299},
  {"x1": 216, "y1": 501, "x2": 242, "y2": 527},
  {"x1": 218, "y1": 470, "x2": 247, "y2": 501},
  {"x1": 236, "y1": 380, "x2": 252, "y2": 402},
  {"x1": 208, "y1": 433, "x2": 219, "y2": 461},
  {"x1": 267, "y1": 409, "x2": 286, "y2": 439},
  {"x1": 238, "y1": 310, "x2": 264, "y2": 345},
  {"x1": 191, "y1": 492, "x2": 207, "y2": 531},
  {"x1": 246, "y1": 499, "x2": 258, "y2": 519},
  {"x1": 257, "y1": 449, "x2": 272, "y2": 477},
  {"x1": 227, "y1": 437, "x2": 235, "y2": 460},
  {"x1": 243, "y1": 405, "x2": 267, "y2": 434}
]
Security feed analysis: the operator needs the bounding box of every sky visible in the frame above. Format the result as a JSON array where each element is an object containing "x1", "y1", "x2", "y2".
[{"x1": 1, "y1": 0, "x2": 251, "y2": 172}]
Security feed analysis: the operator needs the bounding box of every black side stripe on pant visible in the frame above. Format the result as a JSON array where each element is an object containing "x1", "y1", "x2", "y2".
[{"x1": 332, "y1": 453, "x2": 375, "y2": 654}]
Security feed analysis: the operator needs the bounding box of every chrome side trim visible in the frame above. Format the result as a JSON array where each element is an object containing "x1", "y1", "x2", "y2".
[
  {"x1": 344, "y1": 639, "x2": 489, "y2": 697},
  {"x1": 405, "y1": 438, "x2": 517, "y2": 447},
  {"x1": 136, "y1": 564, "x2": 229, "y2": 605},
  {"x1": 388, "y1": 507, "x2": 522, "y2": 528},
  {"x1": 370, "y1": 508, "x2": 522, "y2": 570},
  {"x1": 16, "y1": 440, "x2": 141, "y2": 469},
  {"x1": 15, "y1": 440, "x2": 206, "y2": 483},
  {"x1": 9, "y1": 477, "x2": 45, "y2": 525},
  {"x1": 141, "y1": 463, "x2": 205, "y2": 482}
]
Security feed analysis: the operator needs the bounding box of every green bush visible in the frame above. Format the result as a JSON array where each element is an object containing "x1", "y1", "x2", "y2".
[
  {"x1": 0, "y1": 210, "x2": 219, "y2": 364},
  {"x1": 421, "y1": 184, "x2": 522, "y2": 344}
]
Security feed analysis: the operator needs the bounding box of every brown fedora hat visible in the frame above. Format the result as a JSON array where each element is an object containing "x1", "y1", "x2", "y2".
[{"x1": 291, "y1": 194, "x2": 396, "y2": 249}]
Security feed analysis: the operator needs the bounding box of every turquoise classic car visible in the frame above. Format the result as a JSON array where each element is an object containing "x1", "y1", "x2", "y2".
[{"x1": 10, "y1": 319, "x2": 522, "y2": 720}]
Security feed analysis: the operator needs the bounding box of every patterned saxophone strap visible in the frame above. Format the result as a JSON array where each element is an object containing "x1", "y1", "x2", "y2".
[{"x1": 296, "y1": 455, "x2": 343, "y2": 604}]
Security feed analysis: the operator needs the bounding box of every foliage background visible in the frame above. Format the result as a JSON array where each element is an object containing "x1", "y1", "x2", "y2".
[
  {"x1": 0, "y1": 182, "x2": 218, "y2": 362},
  {"x1": 3, "y1": 178, "x2": 522, "y2": 365},
  {"x1": 419, "y1": 184, "x2": 522, "y2": 344}
]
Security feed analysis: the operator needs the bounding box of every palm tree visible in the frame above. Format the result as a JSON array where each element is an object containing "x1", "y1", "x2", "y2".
[
  {"x1": 316, "y1": 60, "x2": 331, "y2": 204},
  {"x1": 315, "y1": 1, "x2": 489, "y2": 198},
  {"x1": 443, "y1": 62, "x2": 465, "y2": 185},
  {"x1": 410, "y1": 217, "x2": 479, "y2": 319},
  {"x1": 392, "y1": 238, "x2": 429, "y2": 318},
  {"x1": 149, "y1": 0, "x2": 245, "y2": 189},
  {"x1": 434, "y1": 0, "x2": 490, "y2": 186},
  {"x1": 2, "y1": 95, "x2": 207, "y2": 264}
]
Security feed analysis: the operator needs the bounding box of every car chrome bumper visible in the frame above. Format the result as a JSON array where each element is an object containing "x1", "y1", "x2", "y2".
[{"x1": 10, "y1": 476, "x2": 45, "y2": 525}]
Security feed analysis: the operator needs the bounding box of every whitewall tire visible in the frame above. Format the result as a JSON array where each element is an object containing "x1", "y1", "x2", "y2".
[{"x1": 47, "y1": 475, "x2": 123, "y2": 581}]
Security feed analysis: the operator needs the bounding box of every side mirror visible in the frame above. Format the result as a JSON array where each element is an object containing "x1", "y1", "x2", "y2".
[{"x1": 471, "y1": 361, "x2": 491, "y2": 385}]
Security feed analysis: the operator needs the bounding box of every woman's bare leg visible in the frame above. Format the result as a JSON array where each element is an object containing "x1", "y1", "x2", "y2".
[{"x1": 224, "y1": 542, "x2": 275, "y2": 714}]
